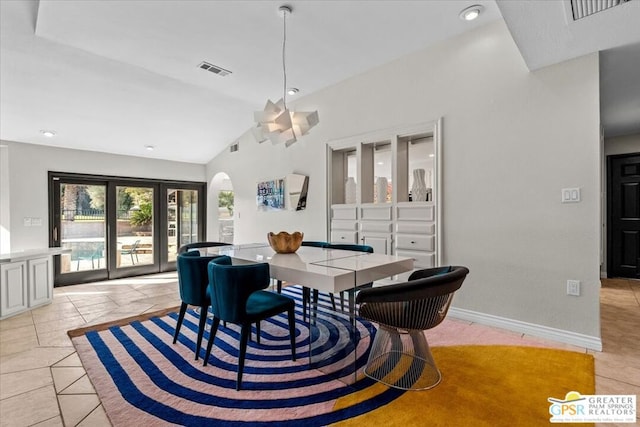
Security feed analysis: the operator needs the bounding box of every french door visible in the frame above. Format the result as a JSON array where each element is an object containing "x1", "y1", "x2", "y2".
[{"x1": 49, "y1": 172, "x2": 205, "y2": 286}]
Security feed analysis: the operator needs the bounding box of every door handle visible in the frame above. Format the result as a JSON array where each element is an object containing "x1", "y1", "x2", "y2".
[{"x1": 53, "y1": 227, "x2": 58, "y2": 242}]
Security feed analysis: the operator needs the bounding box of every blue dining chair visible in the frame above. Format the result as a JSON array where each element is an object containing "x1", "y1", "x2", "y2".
[
  {"x1": 178, "y1": 241, "x2": 231, "y2": 254},
  {"x1": 203, "y1": 256, "x2": 297, "y2": 390},
  {"x1": 174, "y1": 251, "x2": 221, "y2": 361},
  {"x1": 325, "y1": 243, "x2": 374, "y2": 315}
]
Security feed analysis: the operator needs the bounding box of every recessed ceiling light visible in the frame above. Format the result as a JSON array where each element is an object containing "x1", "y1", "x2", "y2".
[
  {"x1": 145, "y1": 145, "x2": 155, "y2": 151},
  {"x1": 459, "y1": 5, "x2": 484, "y2": 21},
  {"x1": 377, "y1": 161, "x2": 384, "y2": 165},
  {"x1": 429, "y1": 154, "x2": 435, "y2": 158},
  {"x1": 287, "y1": 87, "x2": 299, "y2": 95},
  {"x1": 40, "y1": 130, "x2": 56, "y2": 138}
]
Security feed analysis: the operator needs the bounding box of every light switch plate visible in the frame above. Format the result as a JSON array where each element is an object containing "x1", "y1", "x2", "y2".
[
  {"x1": 561, "y1": 188, "x2": 581, "y2": 203},
  {"x1": 567, "y1": 280, "x2": 581, "y2": 296}
]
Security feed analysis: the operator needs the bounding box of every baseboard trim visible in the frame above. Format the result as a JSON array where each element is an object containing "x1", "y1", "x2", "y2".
[{"x1": 448, "y1": 307, "x2": 602, "y2": 351}]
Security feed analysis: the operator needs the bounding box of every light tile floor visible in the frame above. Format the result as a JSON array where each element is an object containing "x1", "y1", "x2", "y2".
[{"x1": 0, "y1": 275, "x2": 638, "y2": 426}]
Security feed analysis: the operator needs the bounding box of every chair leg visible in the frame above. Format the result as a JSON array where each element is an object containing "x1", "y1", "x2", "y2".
[
  {"x1": 302, "y1": 287, "x2": 310, "y2": 321},
  {"x1": 195, "y1": 304, "x2": 208, "y2": 361},
  {"x1": 203, "y1": 317, "x2": 220, "y2": 367},
  {"x1": 237, "y1": 324, "x2": 251, "y2": 390},
  {"x1": 255, "y1": 321, "x2": 261, "y2": 344},
  {"x1": 329, "y1": 293, "x2": 336, "y2": 311},
  {"x1": 364, "y1": 326, "x2": 440, "y2": 390},
  {"x1": 312, "y1": 289, "x2": 319, "y2": 315},
  {"x1": 287, "y1": 306, "x2": 296, "y2": 361},
  {"x1": 277, "y1": 280, "x2": 282, "y2": 293},
  {"x1": 173, "y1": 302, "x2": 188, "y2": 344}
]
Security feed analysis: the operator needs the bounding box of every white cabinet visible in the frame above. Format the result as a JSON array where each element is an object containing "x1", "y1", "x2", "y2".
[
  {"x1": 327, "y1": 121, "x2": 442, "y2": 274},
  {"x1": 395, "y1": 204, "x2": 437, "y2": 279},
  {"x1": 0, "y1": 250, "x2": 60, "y2": 319},
  {"x1": 359, "y1": 205, "x2": 393, "y2": 254},
  {"x1": 0, "y1": 261, "x2": 28, "y2": 318},
  {"x1": 330, "y1": 205, "x2": 358, "y2": 244}
]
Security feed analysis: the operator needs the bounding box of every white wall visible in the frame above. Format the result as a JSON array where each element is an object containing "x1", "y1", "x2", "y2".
[
  {"x1": 3, "y1": 140, "x2": 205, "y2": 252},
  {"x1": 604, "y1": 133, "x2": 640, "y2": 156},
  {"x1": 0, "y1": 145, "x2": 10, "y2": 253},
  {"x1": 206, "y1": 21, "x2": 602, "y2": 342}
]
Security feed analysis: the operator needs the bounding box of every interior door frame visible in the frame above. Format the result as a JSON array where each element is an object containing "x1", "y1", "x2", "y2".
[{"x1": 49, "y1": 172, "x2": 206, "y2": 285}]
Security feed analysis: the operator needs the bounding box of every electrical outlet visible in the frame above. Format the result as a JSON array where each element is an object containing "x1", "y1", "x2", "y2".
[{"x1": 567, "y1": 280, "x2": 581, "y2": 296}]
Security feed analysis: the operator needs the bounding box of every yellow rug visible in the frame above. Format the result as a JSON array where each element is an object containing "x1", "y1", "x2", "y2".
[{"x1": 333, "y1": 345, "x2": 595, "y2": 426}]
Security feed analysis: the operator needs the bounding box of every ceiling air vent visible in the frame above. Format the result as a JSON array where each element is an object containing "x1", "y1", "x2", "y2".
[
  {"x1": 198, "y1": 61, "x2": 232, "y2": 77},
  {"x1": 229, "y1": 142, "x2": 239, "y2": 153},
  {"x1": 571, "y1": 0, "x2": 632, "y2": 20}
]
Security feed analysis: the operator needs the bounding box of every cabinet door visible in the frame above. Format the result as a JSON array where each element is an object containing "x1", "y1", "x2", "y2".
[
  {"x1": 361, "y1": 235, "x2": 391, "y2": 255},
  {"x1": 28, "y1": 257, "x2": 53, "y2": 307},
  {"x1": 0, "y1": 262, "x2": 28, "y2": 318}
]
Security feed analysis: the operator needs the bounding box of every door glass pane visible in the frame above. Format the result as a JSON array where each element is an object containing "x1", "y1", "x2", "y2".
[
  {"x1": 167, "y1": 189, "x2": 199, "y2": 262},
  {"x1": 60, "y1": 183, "x2": 106, "y2": 273},
  {"x1": 117, "y1": 186, "x2": 153, "y2": 267}
]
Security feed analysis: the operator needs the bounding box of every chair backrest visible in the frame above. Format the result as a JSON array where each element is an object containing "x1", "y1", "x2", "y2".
[
  {"x1": 178, "y1": 241, "x2": 231, "y2": 254},
  {"x1": 208, "y1": 256, "x2": 271, "y2": 323},
  {"x1": 325, "y1": 243, "x2": 374, "y2": 253},
  {"x1": 356, "y1": 266, "x2": 469, "y2": 330},
  {"x1": 176, "y1": 253, "x2": 221, "y2": 305},
  {"x1": 301, "y1": 241, "x2": 328, "y2": 248}
]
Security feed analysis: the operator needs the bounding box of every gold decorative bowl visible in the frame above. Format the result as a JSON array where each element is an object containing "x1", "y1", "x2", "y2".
[{"x1": 267, "y1": 231, "x2": 304, "y2": 254}]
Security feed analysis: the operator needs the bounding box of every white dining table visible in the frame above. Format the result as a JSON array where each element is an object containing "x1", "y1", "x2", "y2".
[
  {"x1": 203, "y1": 242, "x2": 414, "y2": 384},
  {"x1": 203, "y1": 243, "x2": 414, "y2": 293}
]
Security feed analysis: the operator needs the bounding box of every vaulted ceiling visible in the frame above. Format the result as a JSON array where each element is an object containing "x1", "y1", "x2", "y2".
[{"x1": 1, "y1": 0, "x2": 639, "y2": 163}]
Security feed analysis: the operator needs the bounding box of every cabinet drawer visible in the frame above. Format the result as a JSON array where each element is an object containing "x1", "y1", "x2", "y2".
[
  {"x1": 360, "y1": 221, "x2": 392, "y2": 233},
  {"x1": 331, "y1": 231, "x2": 358, "y2": 244},
  {"x1": 331, "y1": 220, "x2": 357, "y2": 231},
  {"x1": 331, "y1": 206, "x2": 357, "y2": 220},
  {"x1": 395, "y1": 250, "x2": 435, "y2": 268},
  {"x1": 360, "y1": 205, "x2": 392, "y2": 220},
  {"x1": 395, "y1": 235, "x2": 434, "y2": 251},
  {"x1": 396, "y1": 204, "x2": 434, "y2": 221},
  {"x1": 396, "y1": 221, "x2": 434, "y2": 235}
]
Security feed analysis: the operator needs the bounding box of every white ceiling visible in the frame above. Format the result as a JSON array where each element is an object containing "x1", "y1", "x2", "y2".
[{"x1": 1, "y1": 0, "x2": 639, "y2": 164}]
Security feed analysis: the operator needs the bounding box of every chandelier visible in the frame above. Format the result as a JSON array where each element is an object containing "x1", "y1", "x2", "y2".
[{"x1": 253, "y1": 5, "x2": 319, "y2": 147}]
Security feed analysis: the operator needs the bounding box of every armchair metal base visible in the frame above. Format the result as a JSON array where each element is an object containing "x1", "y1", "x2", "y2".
[{"x1": 364, "y1": 326, "x2": 441, "y2": 390}]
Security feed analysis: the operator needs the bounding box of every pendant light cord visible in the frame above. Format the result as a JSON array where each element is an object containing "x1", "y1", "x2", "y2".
[{"x1": 282, "y1": 8, "x2": 288, "y2": 109}]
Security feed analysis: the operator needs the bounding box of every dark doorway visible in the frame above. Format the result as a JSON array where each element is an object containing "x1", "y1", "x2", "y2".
[{"x1": 607, "y1": 153, "x2": 640, "y2": 278}]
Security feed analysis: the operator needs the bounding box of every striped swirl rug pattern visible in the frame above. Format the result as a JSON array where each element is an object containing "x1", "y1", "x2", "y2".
[{"x1": 71, "y1": 286, "x2": 407, "y2": 426}]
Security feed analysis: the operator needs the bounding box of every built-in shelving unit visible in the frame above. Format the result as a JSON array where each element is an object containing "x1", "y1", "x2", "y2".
[{"x1": 326, "y1": 120, "x2": 442, "y2": 278}]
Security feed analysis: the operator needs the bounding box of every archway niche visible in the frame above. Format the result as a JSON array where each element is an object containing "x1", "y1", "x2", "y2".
[{"x1": 209, "y1": 172, "x2": 234, "y2": 243}]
